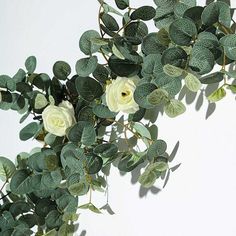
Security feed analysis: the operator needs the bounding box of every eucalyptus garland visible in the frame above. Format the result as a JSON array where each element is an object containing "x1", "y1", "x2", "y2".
[{"x1": 0, "y1": 0, "x2": 236, "y2": 235}]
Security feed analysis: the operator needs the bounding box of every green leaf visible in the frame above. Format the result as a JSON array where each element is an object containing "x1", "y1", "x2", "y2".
[
  {"x1": 45, "y1": 210, "x2": 63, "y2": 230},
  {"x1": 75, "y1": 76, "x2": 103, "y2": 102},
  {"x1": 108, "y1": 55, "x2": 141, "y2": 77},
  {"x1": 0, "y1": 156, "x2": 16, "y2": 181},
  {"x1": 220, "y1": 34, "x2": 236, "y2": 60},
  {"x1": 19, "y1": 122, "x2": 40, "y2": 141},
  {"x1": 161, "y1": 47, "x2": 188, "y2": 68},
  {"x1": 164, "y1": 99, "x2": 186, "y2": 118},
  {"x1": 103, "y1": 2, "x2": 122, "y2": 16},
  {"x1": 78, "y1": 107, "x2": 94, "y2": 124},
  {"x1": 153, "y1": 72, "x2": 182, "y2": 96},
  {"x1": 79, "y1": 30, "x2": 101, "y2": 55},
  {"x1": 34, "y1": 93, "x2": 48, "y2": 109},
  {"x1": 115, "y1": 0, "x2": 129, "y2": 10},
  {"x1": 0, "y1": 75, "x2": 16, "y2": 91},
  {"x1": 58, "y1": 223, "x2": 75, "y2": 236},
  {"x1": 132, "y1": 122, "x2": 151, "y2": 139},
  {"x1": 163, "y1": 64, "x2": 184, "y2": 77},
  {"x1": 118, "y1": 152, "x2": 144, "y2": 172},
  {"x1": 195, "y1": 32, "x2": 220, "y2": 59},
  {"x1": 227, "y1": 84, "x2": 236, "y2": 93},
  {"x1": 147, "y1": 140, "x2": 167, "y2": 161},
  {"x1": 13, "y1": 68, "x2": 26, "y2": 83},
  {"x1": 189, "y1": 45, "x2": 215, "y2": 75},
  {"x1": 141, "y1": 53, "x2": 163, "y2": 78},
  {"x1": 86, "y1": 153, "x2": 103, "y2": 174},
  {"x1": 112, "y1": 44, "x2": 125, "y2": 60},
  {"x1": 130, "y1": 6, "x2": 156, "y2": 21},
  {"x1": 93, "y1": 104, "x2": 117, "y2": 118},
  {"x1": 138, "y1": 163, "x2": 163, "y2": 188},
  {"x1": 201, "y1": 1, "x2": 231, "y2": 28},
  {"x1": 169, "y1": 18, "x2": 197, "y2": 46},
  {"x1": 94, "y1": 143, "x2": 118, "y2": 158},
  {"x1": 101, "y1": 13, "x2": 119, "y2": 31},
  {"x1": 124, "y1": 21, "x2": 148, "y2": 40},
  {"x1": 35, "y1": 198, "x2": 56, "y2": 217},
  {"x1": 174, "y1": 2, "x2": 195, "y2": 18},
  {"x1": 68, "y1": 181, "x2": 89, "y2": 196},
  {"x1": 207, "y1": 87, "x2": 226, "y2": 102},
  {"x1": 147, "y1": 88, "x2": 169, "y2": 105},
  {"x1": 184, "y1": 73, "x2": 201, "y2": 92},
  {"x1": 53, "y1": 61, "x2": 71, "y2": 80},
  {"x1": 142, "y1": 33, "x2": 167, "y2": 55},
  {"x1": 134, "y1": 82, "x2": 157, "y2": 109},
  {"x1": 41, "y1": 169, "x2": 62, "y2": 189},
  {"x1": 76, "y1": 56, "x2": 98, "y2": 77},
  {"x1": 88, "y1": 203, "x2": 102, "y2": 214},
  {"x1": 93, "y1": 64, "x2": 109, "y2": 83},
  {"x1": 67, "y1": 121, "x2": 96, "y2": 146},
  {"x1": 25, "y1": 56, "x2": 37, "y2": 74},
  {"x1": 10, "y1": 170, "x2": 32, "y2": 194}
]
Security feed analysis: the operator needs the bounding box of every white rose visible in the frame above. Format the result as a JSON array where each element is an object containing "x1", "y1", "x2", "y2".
[
  {"x1": 105, "y1": 76, "x2": 139, "y2": 114},
  {"x1": 42, "y1": 100, "x2": 75, "y2": 137}
]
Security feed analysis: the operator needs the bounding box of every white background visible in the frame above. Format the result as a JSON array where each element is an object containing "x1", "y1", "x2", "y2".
[{"x1": 0, "y1": 0, "x2": 236, "y2": 236}]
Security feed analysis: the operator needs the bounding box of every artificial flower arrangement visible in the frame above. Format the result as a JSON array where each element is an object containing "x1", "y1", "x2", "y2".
[{"x1": 0, "y1": 0, "x2": 236, "y2": 235}]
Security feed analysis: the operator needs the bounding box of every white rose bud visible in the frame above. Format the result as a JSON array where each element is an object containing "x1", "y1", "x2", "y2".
[
  {"x1": 42, "y1": 100, "x2": 75, "y2": 137},
  {"x1": 105, "y1": 76, "x2": 139, "y2": 114}
]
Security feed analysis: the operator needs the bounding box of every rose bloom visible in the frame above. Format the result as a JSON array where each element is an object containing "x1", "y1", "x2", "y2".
[
  {"x1": 105, "y1": 76, "x2": 139, "y2": 114},
  {"x1": 42, "y1": 100, "x2": 75, "y2": 137}
]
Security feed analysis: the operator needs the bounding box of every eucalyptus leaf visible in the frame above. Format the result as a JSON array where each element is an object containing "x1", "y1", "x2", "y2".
[
  {"x1": 76, "y1": 56, "x2": 98, "y2": 77},
  {"x1": 184, "y1": 73, "x2": 201, "y2": 92},
  {"x1": 0, "y1": 156, "x2": 16, "y2": 181},
  {"x1": 169, "y1": 18, "x2": 197, "y2": 46},
  {"x1": 25, "y1": 56, "x2": 37, "y2": 74},
  {"x1": 164, "y1": 99, "x2": 186, "y2": 118},
  {"x1": 115, "y1": 0, "x2": 129, "y2": 10},
  {"x1": 207, "y1": 87, "x2": 226, "y2": 102},
  {"x1": 79, "y1": 30, "x2": 101, "y2": 55},
  {"x1": 130, "y1": 6, "x2": 156, "y2": 21}
]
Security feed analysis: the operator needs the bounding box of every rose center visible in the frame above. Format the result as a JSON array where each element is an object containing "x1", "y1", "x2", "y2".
[
  {"x1": 121, "y1": 90, "x2": 130, "y2": 97},
  {"x1": 51, "y1": 117, "x2": 65, "y2": 127}
]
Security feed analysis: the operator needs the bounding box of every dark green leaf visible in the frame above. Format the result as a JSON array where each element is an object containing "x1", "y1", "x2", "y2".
[
  {"x1": 76, "y1": 56, "x2": 98, "y2": 77},
  {"x1": 19, "y1": 122, "x2": 40, "y2": 141},
  {"x1": 108, "y1": 55, "x2": 141, "y2": 77},
  {"x1": 67, "y1": 121, "x2": 96, "y2": 146},
  {"x1": 169, "y1": 18, "x2": 197, "y2": 46},
  {"x1": 53, "y1": 61, "x2": 71, "y2": 80},
  {"x1": 25, "y1": 56, "x2": 37, "y2": 74},
  {"x1": 86, "y1": 153, "x2": 103, "y2": 174},
  {"x1": 115, "y1": 0, "x2": 129, "y2": 10},
  {"x1": 94, "y1": 143, "x2": 118, "y2": 158},
  {"x1": 189, "y1": 45, "x2": 215, "y2": 75},
  {"x1": 101, "y1": 13, "x2": 119, "y2": 31},
  {"x1": 131, "y1": 6, "x2": 156, "y2": 21},
  {"x1": 118, "y1": 152, "x2": 144, "y2": 172},
  {"x1": 201, "y1": 1, "x2": 231, "y2": 28},
  {"x1": 79, "y1": 30, "x2": 101, "y2": 55},
  {"x1": 142, "y1": 33, "x2": 167, "y2": 55},
  {"x1": 134, "y1": 82, "x2": 157, "y2": 109},
  {"x1": 93, "y1": 104, "x2": 117, "y2": 118},
  {"x1": 220, "y1": 34, "x2": 236, "y2": 60},
  {"x1": 76, "y1": 76, "x2": 103, "y2": 102}
]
